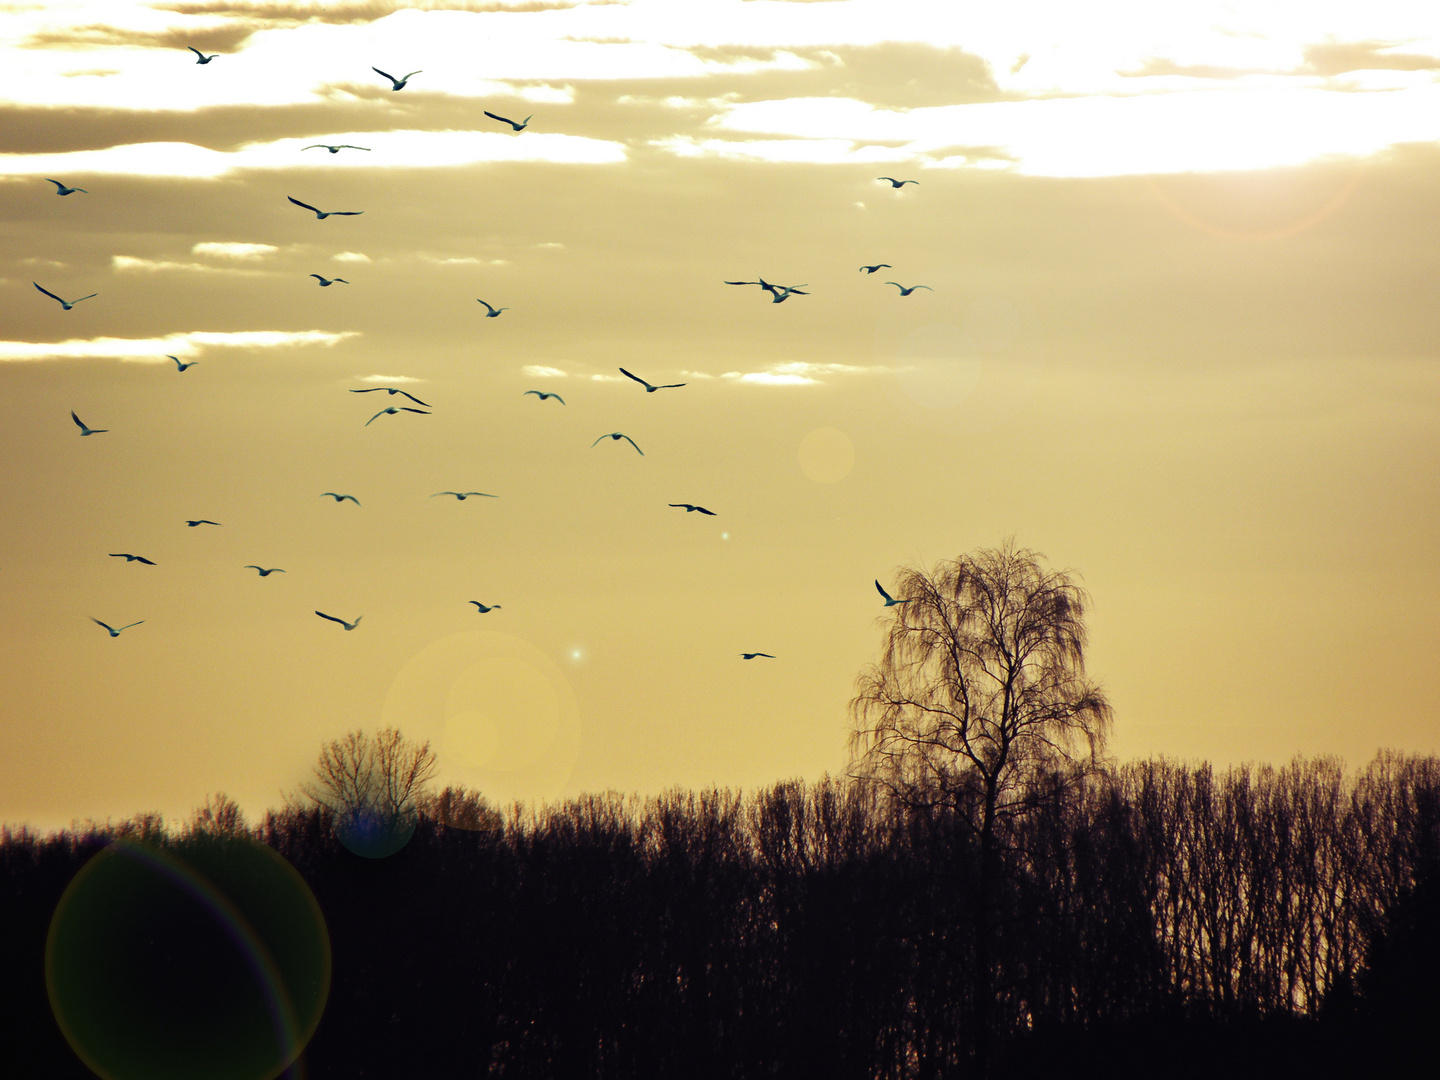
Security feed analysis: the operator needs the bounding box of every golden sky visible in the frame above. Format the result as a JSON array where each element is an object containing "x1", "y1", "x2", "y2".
[{"x1": 3, "y1": 0, "x2": 1438, "y2": 833}]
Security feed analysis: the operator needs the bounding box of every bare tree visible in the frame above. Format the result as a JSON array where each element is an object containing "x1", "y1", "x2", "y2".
[
  {"x1": 187, "y1": 791, "x2": 249, "y2": 838},
  {"x1": 849, "y1": 539, "x2": 1113, "y2": 1075},
  {"x1": 300, "y1": 728, "x2": 438, "y2": 855}
]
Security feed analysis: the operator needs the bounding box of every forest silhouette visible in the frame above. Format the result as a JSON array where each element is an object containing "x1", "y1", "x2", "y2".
[{"x1": 4, "y1": 544, "x2": 1437, "y2": 1079}]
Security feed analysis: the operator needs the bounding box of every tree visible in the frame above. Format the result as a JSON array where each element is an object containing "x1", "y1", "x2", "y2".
[
  {"x1": 849, "y1": 539, "x2": 1113, "y2": 1076},
  {"x1": 299, "y1": 728, "x2": 438, "y2": 857}
]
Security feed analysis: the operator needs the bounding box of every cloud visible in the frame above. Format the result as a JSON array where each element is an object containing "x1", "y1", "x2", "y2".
[
  {"x1": 721, "y1": 370, "x2": 817, "y2": 385},
  {"x1": 113, "y1": 255, "x2": 266, "y2": 274},
  {"x1": 522, "y1": 364, "x2": 566, "y2": 377},
  {"x1": 332, "y1": 251, "x2": 370, "y2": 262},
  {"x1": 192, "y1": 242, "x2": 278, "y2": 259},
  {"x1": 357, "y1": 372, "x2": 424, "y2": 383},
  {"x1": 0, "y1": 328, "x2": 359, "y2": 362}
]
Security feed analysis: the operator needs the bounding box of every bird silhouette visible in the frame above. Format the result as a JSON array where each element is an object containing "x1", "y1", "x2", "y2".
[
  {"x1": 469, "y1": 601, "x2": 502, "y2": 613},
  {"x1": 877, "y1": 177, "x2": 918, "y2": 187},
  {"x1": 859, "y1": 264, "x2": 892, "y2": 274},
  {"x1": 108, "y1": 554, "x2": 156, "y2": 565},
  {"x1": 592, "y1": 432, "x2": 644, "y2": 455},
  {"x1": 351, "y1": 387, "x2": 429, "y2": 406},
  {"x1": 93, "y1": 619, "x2": 143, "y2": 637},
  {"x1": 310, "y1": 274, "x2": 349, "y2": 286},
  {"x1": 245, "y1": 566, "x2": 286, "y2": 576},
  {"x1": 741, "y1": 652, "x2": 776, "y2": 660},
  {"x1": 669, "y1": 504, "x2": 716, "y2": 515},
  {"x1": 45, "y1": 179, "x2": 87, "y2": 195},
  {"x1": 188, "y1": 47, "x2": 219, "y2": 64},
  {"x1": 768, "y1": 285, "x2": 808, "y2": 303},
  {"x1": 476, "y1": 299, "x2": 508, "y2": 317},
  {"x1": 431, "y1": 491, "x2": 497, "y2": 500},
  {"x1": 885, "y1": 282, "x2": 932, "y2": 296},
  {"x1": 483, "y1": 110, "x2": 532, "y2": 131},
  {"x1": 167, "y1": 355, "x2": 198, "y2": 371},
  {"x1": 366, "y1": 406, "x2": 430, "y2": 426},
  {"x1": 303, "y1": 144, "x2": 371, "y2": 154},
  {"x1": 320, "y1": 493, "x2": 360, "y2": 504},
  {"x1": 71, "y1": 411, "x2": 107, "y2": 436},
  {"x1": 523, "y1": 390, "x2": 565, "y2": 404},
  {"x1": 876, "y1": 580, "x2": 914, "y2": 607},
  {"x1": 315, "y1": 611, "x2": 361, "y2": 630},
  {"x1": 619, "y1": 368, "x2": 685, "y2": 392},
  {"x1": 372, "y1": 67, "x2": 421, "y2": 90},
  {"x1": 186, "y1": 520, "x2": 221, "y2": 527},
  {"x1": 287, "y1": 196, "x2": 363, "y2": 219},
  {"x1": 35, "y1": 283, "x2": 97, "y2": 310}
]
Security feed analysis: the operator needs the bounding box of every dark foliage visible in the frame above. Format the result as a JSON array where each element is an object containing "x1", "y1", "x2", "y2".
[{"x1": 4, "y1": 754, "x2": 1439, "y2": 1078}]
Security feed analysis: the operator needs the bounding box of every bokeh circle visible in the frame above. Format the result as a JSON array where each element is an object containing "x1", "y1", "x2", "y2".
[{"x1": 46, "y1": 836, "x2": 331, "y2": 1080}]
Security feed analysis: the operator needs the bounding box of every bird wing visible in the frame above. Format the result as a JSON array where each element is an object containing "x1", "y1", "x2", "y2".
[
  {"x1": 876, "y1": 580, "x2": 895, "y2": 602},
  {"x1": 403, "y1": 71, "x2": 422, "y2": 80},
  {"x1": 35, "y1": 283, "x2": 65, "y2": 303},
  {"x1": 914, "y1": 285, "x2": 933, "y2": 291},
  {"x1": 137, "y1": 557, "x2": 155, "y2": 565},
  {"x1": 288, "y1": 196, "x2": 320, "y2": 213},
  {"x1": 341, "y1": 146, "x2": 372, "y2": 151},
  {"x1": 244, "y1": 565, "x2": 262, "y2": 571},
  {"x1": 618, "y1": 367, "x2": 650, "y2": 387},
  {"x1": 621, "y1": 435, "x2": 644, "y2": 455},
  {"x1": 476, "y1": 300, "x2": 497, "y2": 313},
  {"x1": 372, "y1": 66, "x2": 395, "y2": 81},
  {"x1": 397, "y1": 391, "x2": 429, "y2": 406},
  {"x1": 695, "y1": 506, "x2": 716, "y2": 515},
  {"x1": 334, "y1": 278, "x2": 349, "y2": 283},
  {"x1": 73, "y1": 293, "x2": 98, "y2": 303},
  {"x1": 310, "y1": 274, "x2": 326, "y2": 281},
  {"x1": 302, "y1": 145, "x2": 328, "y2": 151},
  {"x1": 330, "y1": 211, "x2": 363, "y2": 216},
  {"x1": 71, "y1": 410, "x2": 85, "y2": 428},
  {"x1": 658, "y1": 382, "x2": 686, "y2": 389},
  {"x1": 724, "y1": 280, "x2": 760, "y2": 286},
  {"x1": 365, "y1": 410, "x2": 390, "y2": 425},
  {"x1": 591, "y1": 434, "x2": 609, "y2": 447},
  {"x1": 119, "y1": 621, "x2": 144, "y2": 631},
  {"x1": 350, "y1": 388, "x2": 380, "y2": 393},
  {"x1": 884, "y1": 282, "x2": 904, "y2": 290},
  {"x1": 188, "y1": 46, "x2": 204, "y2": 57},
  {"x1": 92, "y1": 619, "x2": 116, "y2": 632},
  {"x1": 400, "y1": 407, "x2": 429, "y2": 415},
  {"x1": 315, "y1": 611, "x2": 346, "y2": 624},
  {"x1": 484, "y1": 111, "x2": 513, "y2": 125}
]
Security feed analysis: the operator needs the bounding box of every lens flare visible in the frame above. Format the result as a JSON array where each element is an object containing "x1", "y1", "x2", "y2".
[{"x1": 46, "y1": 836, "x2": 331, "y2": 1080}]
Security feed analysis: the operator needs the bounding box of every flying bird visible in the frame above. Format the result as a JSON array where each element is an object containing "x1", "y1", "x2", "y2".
[
  {"x1": 877, "y1": 177, "x2": 918, "y2": 187},
  {"x1": 310, "y1": 274, "x2": 349, "y2": 286},
  {"x1": 431, "y1": 491, "x2": 497, "y2": 500},
  {"x1": 768, "y1": 285, "x2": 808, "y2": 303},
  {"x1": 35, "y1": 283, "x2": 97, "y2": 310},
  {"x1": 303, "y1": 144, "x2": 371, "y2": 154},
  {"x1": 93, "y1": 619, "x2": 143, "y2": 637},
  {"x1": 244, "y1": 566, "x2": 286, "y2": 576},
  {"x1": 669, "y1": 504, "x2": 716, "y2": 515},
  {"x1": 287, "y1": 196, "x2": 363, "y2": 219},
  {"x1": 351, "y1": 387, "x2": 429, "y2": 406},
  {"x1": 108, "y1": 554, "x2": 156, "y2": 565},
  {"x1": 186, "y1": 519, "x2": 221, "y2": 527},
  {"x1": 188, "y1": 47, "x2": 219, "y2": 64},
  {"x1": 523, "y1": 390, "x2": 565, "y2": 404},
  {"x1": 885, "y1": 282, "x2": 933, "y2": 296},
  {"x1": 372, "y1": 67, "x2": 421, "y2": 90},
  {"x1": 859, "y1": 264, "x2": 892, "y2": 274},
  {"x1": 619, "y1": 368, "x2": 685, "y2": 392},
  {"x1": 315, "y1": 611, "x2": 362, "y2": 630},
  {"x1": 320, "y1": 493, "x2": 360, "y2": 504},
  {"x1": 740, "y1": 652, "x2": 776, "y2": 660},
  {"x1": 483, "y1": 110, "x2": 532, "y2": 131},
  {"x1": 45, "y1": 179, "x2": 87, "y2": 196},
  {"x1": 476, "y1": 300, "x2": 508, "y2": 317},
  {"x1": 71, "y1": 411, "x2": 107, "y2": 436},
  {"x1": 469, "y1": 601, "x2": 502, "y2": 613},
  {"x1": 167, "y1": 355, "x2": 198, "y2": 371},
  {"x1": 876, "y1": 580, "x2": 913, "y2": 607},
  {"x1": 592, "y1": 432, "x2": 643, "y2": 455},
  {"x1": 366, "y1": 406, "x2": 429, "y2": 426}
]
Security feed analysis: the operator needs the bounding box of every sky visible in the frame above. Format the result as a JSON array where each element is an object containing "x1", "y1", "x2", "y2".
[{"x1": 2, "y1": 0, "x2": 1438, "y2": 835}]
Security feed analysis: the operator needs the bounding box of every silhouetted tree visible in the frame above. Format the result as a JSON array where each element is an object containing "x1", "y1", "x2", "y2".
[
  {"x1": 849, "y1": 539, "x2": 1113, "y2": 1076},
  {"x1": 299, "y1": 727, "x2": 438, "y2": 855}
]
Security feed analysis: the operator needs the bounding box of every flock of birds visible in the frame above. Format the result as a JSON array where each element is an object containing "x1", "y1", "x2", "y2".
[{"x1": 46, "y1": 48, "x2": 930, "y2": 660}]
